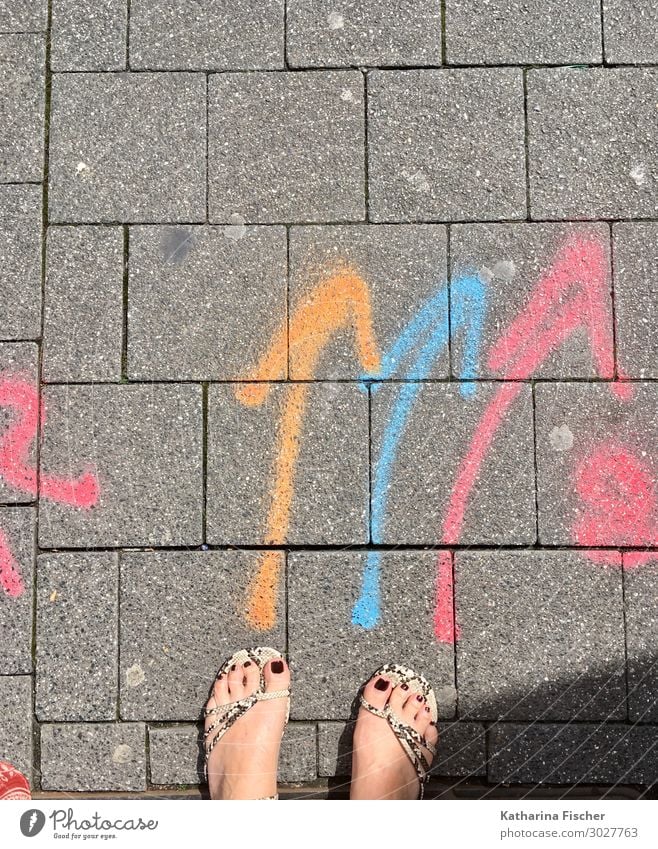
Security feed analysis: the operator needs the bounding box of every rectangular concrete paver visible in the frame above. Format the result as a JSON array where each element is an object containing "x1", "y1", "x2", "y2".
[
  {"x1": 38, "y1": 384, "x2": 203, "y2": 547},
  {"x1": 528, "y1": 69, "x2": 658, "y2": 219},
  {"x1": 368, "y1": 69, "x2": 526, "y2": 222},
  {"x1": 445, "y1": 1, "x2": 601, "y2": 65},
  {"x1": 128, "y1": 226, "x2": 287, "y2": 380},
  {"x1": 208, "y1": 71, "x2": 365, "y2": 223},
  {"x1": 534, "y1": 383, "x2": 657, "y2": 547},
  {"x1": 40, "y1": 723, "x2": 146, "y2": 791},
  {"x1": 455, "y1": 551, "x2": 626, "y2": 720},
  {"x1": 149, "y1": 721, "x2": 317, "y2": 785},
  {"x1": 0, "y1": 342, "x2": 39, "y2": 503},
  {"x1": 289, "y1": 224, "x2": 448, "y2": 380},
  {"x1": 370, "y1": 382, "x2": 536, "y2": 544},
  {"x1": 48, "y1": 73, "x2": 206, "y2": 223},
  {"x1": 603, "y1": 1, "x2": 658, "y2": 64},
  {"x1": 288, "y1": 552, "x2": 456, "y2": 721},
  {"x1": 287, "y1": 1, "x2": 442, "y2": 67},
  {"x1": 36, "y1": 552, "x2": 118, "y2": 721},
  {"x1": 44, "y1": 226, "x2": 124, "y2": 382},
  {"x1": 0, "y1": 34, "x2": 45, "y2": 181},
  {"x1": 0, "y1": 2, "x2": 47, "y2": 31},
  {"x1": 130, "y1": 0, "x2": 284, "y2": 70},
  {"x1": 119, "y1": 551, "x2": 286, "y2": 721},
  {"x1": 149, "y1": 725, "x2": 203, "y2": 786},
  {"x1": 0, "y1": 507, "x2": 35, "y2": 673},
  {"x1": 207, "y1": 383, "x2": 368, "y2": 545},
  {"x1": 624, "y1": 560, "x2": 658, "y2": 722},
  {"x1": 489, "y1": 724, "x2": 658, "y2": 784},
  {"x1": 0, "y1": 186, "x2": 42, "y2": 341},
  {"x1": 0, "y1": 676, "x2": 32, "y2": 780},
  {"x1": 318, "y1": 720, "x2": 487, "y2": 778},
  {"x1": 612, "y1": 223, "x2": 658, "y2": 379},
  {"x1": 51, "y1": 0, "x2": 127, "y2": 71},
  {"x1": 450, "y1": 223, "x2": 613, "y2": 380}
]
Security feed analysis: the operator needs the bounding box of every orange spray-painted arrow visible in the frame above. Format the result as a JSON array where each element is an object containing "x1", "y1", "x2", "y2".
[{"x1": 236, "y1": 267, "x2": 380, "y2": 631}]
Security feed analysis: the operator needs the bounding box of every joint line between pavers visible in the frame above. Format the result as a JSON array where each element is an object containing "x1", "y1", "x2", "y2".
[
  {"x1": 608, "y1": 222, "x2": 619, "y2": 381},
  {"x1": 282, "y1": 0, "x2": 289, "y2": 70},
  {"x1": 125, "y1": 0, "x2": 131, "y2": 70},
  {"x1": 121, "y1": 226, "x2": 129, "y2": 381},
  {"x1": 530, "y1": 381, "x2": 540, "y2": 544},
  {"x1": 522, "y1": 68, "x2": 531, "y2": 221},
  {"x1": 440, "y1": 0, "x2": 447, "y2": 65},
  {"x1": 599, "y1": 0, "x2": 607, "y2": 65},
  {"x1": 205, "y1": 72, "x2": 209, "y2": 223},
  {"x1": 620, "y1": 557, "x2": 630, "y2": 722},
  {"x1": 116, "y1": 551, "x2": 122, "y2": 722},
  {"x1": 201, "y1": 382, "x2": 208, "y2": 545},
  {"x1": 446, "y1": 223, "x2": 453, "y2": 379},
  {"x1": 363, "y1": 70, "x2": 369, "y2": 223},
  {"x1": 285, "y1": 225, "x2": 291, "y2": 379}
]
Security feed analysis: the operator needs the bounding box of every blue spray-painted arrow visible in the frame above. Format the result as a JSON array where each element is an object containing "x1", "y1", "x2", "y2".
[{"x1": 352, "y1": 273, "x2": 488, "y2": 629}]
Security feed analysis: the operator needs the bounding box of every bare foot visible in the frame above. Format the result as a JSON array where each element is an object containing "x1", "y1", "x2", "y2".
[
  {"x1": 204, "y1": 656, "x2": 290, "y2": 800},
  {"x1": 350, "y1": 673, "x2": 439, "y2": 800}
]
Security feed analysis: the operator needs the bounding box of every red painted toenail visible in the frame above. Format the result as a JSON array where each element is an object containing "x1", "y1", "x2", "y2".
[
  {"x1": 374, "y1": 677, "x2": 389, "y2": 691},
  {"x1": 244, "y1": 661, "x2": 251, "y2": 667},
  {"x1": 230, "y1": 664, "x2": 236, "y2": 671},
  {"x1": 271, "y1": 660, "x2": 284, "y2": 674},
  {"x1": 416, "y1": 694, "x2": 423, "y2": 702},
  {"x1": 216, "y1": 673, "x2": 223, "y2": 680},
  {"x1": 425, "y1": 706, "x2": 430, "y2": 713},
  {"x1": 401, "y1": 683, "x2": 409, "y2": 691}
]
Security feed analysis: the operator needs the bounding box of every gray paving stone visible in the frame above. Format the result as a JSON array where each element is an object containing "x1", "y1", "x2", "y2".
[
  {"x1": 287, "y1": 0, "x2": 442, "y2": 68},
  {"x1": 128, "y1": 226, "x2": 287, "y2": 380},
  {"x1": 371, "y1": 382, "x2": 536, "y2": 544},
  {"x1": 148, "y1": 721, "x2": 317, "y2": 785},
  {"x1": 318, "y1": 720, "x2": 486, "y2": 777},
  {"x1": 36, "y1": 552, "x2": 118, "y2": 721},
  {"x1": 207, "y1": 383, "x2": 368, "y2": 545},
  {"x1": 0, "y1": 186, "x2": 41, "y2": 340},
  {"x1": 534, "y1": 383, "x2": 657, "y2": 547},
  {"x1": 279, "y1": 722, "x2": 317, "y2": 783},
  {"x1": 149, "y1": 725, "x2": 203, "y2": 785},
  {"x1": 528, "y1": 69, "x2": 658, "y2": 220},
  {"x1": 38, "y1": 384, "x2": 203, "y2": 547},
  {"x1": 130, "y1": 0, "x2": 284, "y2": 70},
  {"x1": 208, "y1": 71, "x2": 365, "y2": 224},
  {"x1": 489, "y1": 724, "x2": 658, "y2": 785},
  {"x1": 0, "y1": 34, "x2": 44, "y2": 181},
  {"x1": 288, "y1": 552, "x2": 456, "y2": 721},
  {"x1": 119, "y1": 551, "x2": 286, "y2": 721},
  {"x1": 0, "y1": 1, "x2": 46, "y2": 31},
  {"x1": 0, "y1": 342, "x2": 39, "y2": 503},
  {"x1": 51, "y1": 0, "x2": 127, "y2": 71},
  {"x1": 612, "y1": 223, "x2": 658, "y2": 379},
  {"x1": 368, "y1": 69, "x2": 526, "y2": 222},
  {"x1": 48, "y1": 73, "x2": 206, "y2": 223},
  {"x1": 44, "y1": 226, "x2": 124, "y2": 382},
  {"x1": 624, "y1": 561, "x2": 658, "y2": 723},
  {"x1": 289, "y1": 224, "x2": 448, "y2": 380},
  {"x1": 40, "y1": 723, "x2": 146, "y2": 791},
  {"x1": 603, "y1": 1, "x2": 658, "y2": 64},
  {"x1": 0, "y1": 507, "x2": 35, "y2": 674},
  {"x1": 0, "y1": 676, "x2": 32, "y2": 780},
  {"x1": 445, "y1": 0, "x2": 601, "y2": 65},
  {"x1": 451, "y1": 223, "x2": 613, "y2": 380},
  {"x1": 455, "y1": 550, "x2": 626, "y2": 721}
]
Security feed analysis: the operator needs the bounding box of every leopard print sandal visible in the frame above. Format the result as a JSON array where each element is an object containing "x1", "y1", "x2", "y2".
[
  {"x1": 203, "y1": 646, "x2": 290, "y2": 800},
  {"x1": 359, "y1": 663, "x2": 438, "y2": 799}
]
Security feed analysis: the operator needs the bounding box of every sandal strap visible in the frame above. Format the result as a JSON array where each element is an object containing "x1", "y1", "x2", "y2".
[
  {"x1": 204, "y1": 689, "x2": 291, "y2": 766},
  {"x1": 359, "y1": 695, "x2": 432, "y2": 782}
]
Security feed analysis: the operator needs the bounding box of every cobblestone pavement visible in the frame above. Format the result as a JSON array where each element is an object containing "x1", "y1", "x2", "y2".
[{"x1": 1, "y1": 1, "x2": 657, "y2": 795}]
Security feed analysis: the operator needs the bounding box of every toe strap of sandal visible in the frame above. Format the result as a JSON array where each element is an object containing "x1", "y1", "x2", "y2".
[
  {"x1": 359, "y1": 696, "x2": 434, "y2": 785},
  {"x1": 204, "y1": 688, "x2": 292, "y2": 774}
]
